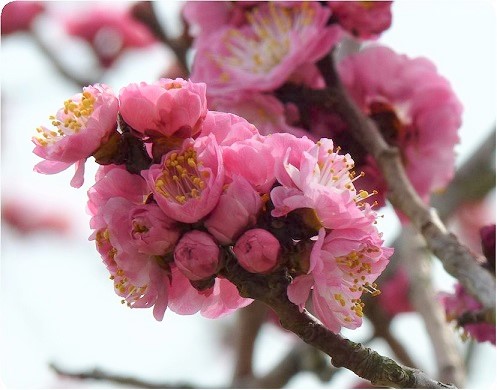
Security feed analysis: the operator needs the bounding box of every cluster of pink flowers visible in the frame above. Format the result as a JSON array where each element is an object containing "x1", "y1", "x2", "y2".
[
  {"x1": 183, "y1": 1, "x2": 462, "y2": 210},
  {"x1": 33, "y1": 78, "x2": 392, "y2": 331}
]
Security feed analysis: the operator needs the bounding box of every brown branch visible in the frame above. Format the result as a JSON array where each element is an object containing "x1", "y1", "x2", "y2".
[
  {"x1": 49, "y1": 363, "x2": 203, "y2": 388},
  {"x1": 131, "y1": 1, "x2": 191, "y2": 75},
  {"x1": 401, "y1": 226, "x2": 466, "y2": 387},
  {"x1": 230, "y1": 300, "x2": 267, "y2": 384},
  {"x1": 221, "y1": 251, "x2": 456, "y2": 389},
  {"x1": 278, "y1": 60, "x2": 496, "y2": 315}
]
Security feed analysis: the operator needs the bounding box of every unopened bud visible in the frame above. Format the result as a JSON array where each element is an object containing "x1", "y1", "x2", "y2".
[
  {"x1": 174, "y1": 230, "x2": 219, "y2": 281},
  {"x1": 234, "y1": 228, "x2": 281, "y2": 274}
]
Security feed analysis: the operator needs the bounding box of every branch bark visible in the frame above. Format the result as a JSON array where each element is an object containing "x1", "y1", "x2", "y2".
[{"x1": 221, "y1": 251, "x2": 456, "y2": 389}]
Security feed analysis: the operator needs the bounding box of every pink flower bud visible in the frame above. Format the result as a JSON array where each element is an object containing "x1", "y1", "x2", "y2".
[
  {"x1": 174, "y1": 231, "x2": 220, "y2": 281},
  {"x1": 234, "y1": 229, "x2": 280, "y2": 274}
]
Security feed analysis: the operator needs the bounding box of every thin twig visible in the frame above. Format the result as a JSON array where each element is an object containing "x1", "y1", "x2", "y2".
[{"x1": 50, "y1": 363, "x2": 204, "y2": 388}]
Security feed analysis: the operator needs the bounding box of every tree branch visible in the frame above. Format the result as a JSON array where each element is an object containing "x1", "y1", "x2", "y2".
[
  {"x1": 221, "y1": 251, "x2": 456, "y2": 389},
  {"x1": 401, "y1": 226, "x2": 466, "y2": 387}
]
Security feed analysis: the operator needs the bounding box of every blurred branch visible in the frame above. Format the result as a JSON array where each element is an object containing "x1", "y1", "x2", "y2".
[
  {"x1": 277, "y1": 57, "x2": 496, "y2": 315},
  {"x1": 221, "y1": 251, "x2": 456, "y2": 389},
  {"x1": 431, "y1": 128, "x2": 496, "y2": 217},
  {"x1": 29, "y1": 29, "x2": 97, "y2": 88},
  {"x1": 231, "y1": 301, "x2": 267, "y2": 383},
  {"x1": 401, "y1": 226, "x2": 466, "y2": 387},
  {"x1": 131, "y1": 1, "x2": 191, "y2": 75},
  {"x1": 49, "y1": 363, "x2": 202, "y2": 389}
]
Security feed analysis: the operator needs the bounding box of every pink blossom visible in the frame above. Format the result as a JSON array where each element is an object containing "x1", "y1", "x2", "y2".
[
  {"x1": 190, "y1": 2, "x2": 342, "y2": 94},
  {"x1": 33, "y1": 84, "x2": 119, "y2": 188},
  {"x1": 1, "y1": 1, "x2": 44, "y2": 35},
  {"x1": 288, "y1": 227, "x2": 392, "y2": 333},
  {"x1": 168, "y1": 268, "x2": 253, "y2": 318},
  {"x1": 328, "y1": 1, "x2": 393, "y2": 39},
  {"x1": 198, "y1": 110, "x2": 259, "y2": 147},
  {"x1": 94, "y1": 210, "x2": 173, "y2": 322},
  {"x1": 103, "y1": 197, "x2": 180, "y2": 257},
  {"x1": 87, "y1": 166, "x2": 149, "y2": 234},
  {"x1": 65, "y1": 7, "x2": 156, "y2": 67},
  {"x1": 119, "y1": 78, "x2": 207, "y2": 139},
  {"x1": 222, "y1": 135, "x2": 276, "y2": 193},
  {"x1": 337, "y1": 46, "x2": 463, "y2": 206},
  {"x1": 234, "y1": 229, "x2": 281, "y2": 274},
  {"x1": 270, "y1": 137, "x2": 377, "y2": 230},
  {"x1": 144, "y1": 135, "x2": 224, "y2": 223},
  {"x1": 440, "y1": 284, "x2": 496, "y2": 344},
  {"x1": 174, "y1": 231, "x2": 220, "y2": 281},
  {"x1": 205, "y1": 175, "x2": 262, "y2": 244},
  {"x1": 210, "y1": 92, "x2": 309, "y2": 137}
]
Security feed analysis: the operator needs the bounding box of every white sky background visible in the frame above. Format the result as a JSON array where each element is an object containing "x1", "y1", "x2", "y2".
[{"x1": 1, "y1": 1, "x2": 496, "y2": 388}]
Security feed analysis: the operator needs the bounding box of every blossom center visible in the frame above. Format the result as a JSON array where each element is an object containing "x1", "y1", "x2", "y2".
[
  {"x1": 154, "y1": 147, "x2": 209, "y2": 204},
  {"x1": 219, "y1": 3, "x2": 315, "y2": 76},
  {"x1": 35, "y1": 90, "x2": 96, "y2": 146},
  {"x1": 110, "y1": 268, "x2": 148, "y2": 308}
]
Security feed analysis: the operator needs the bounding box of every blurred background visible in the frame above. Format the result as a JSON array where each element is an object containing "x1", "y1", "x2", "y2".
[{"x1": 1, "y1": 1, "x2": 495, "y2": 388}]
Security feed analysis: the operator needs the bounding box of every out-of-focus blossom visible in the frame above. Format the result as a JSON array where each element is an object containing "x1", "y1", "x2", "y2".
[
  {"x1": 144, "y1": 135, "x2": 224, "y2": 223},
  {"x1": 440, "y1": 283, "x2": 496, "y2": 345},
  {"x1": 1, "y1": 197, "x2": 71, "y2": 235},
  {"x1": 1, "y1": 1, "x2": 44, "y2": 35},
  {"x1": 32, "y1": 84, "x2": 119, "y2": 188},
  {"x1": 234, "y1": 229, "x2": 281, "y2": 273},
  {"x1": 379, "y1": 267, "x2": 414, "y2": 316},
  {"x1": 210, "y1": 92, "x2": 308, "y2": 137},
  {"x1": 65, "y1": 7, "x2": 156, "y2": 67},
  {"x1": 174, "y1": 230, "x2": 220, "y2": 281},
  {"x1": 328, "y1": 1, "x2": 393, "y2": 39},
  {"x1": 289, "y1": 227, "x2": 392, "y2": 333},
  {"x1": 190, "y1": 2, "x2": 342, "y2": 95},
  {"x1": 204, "y1": 175, "x2": 262, "y2": 244},
  {"x1": 119, "y1": 78, "x2": 207, "y2": 139},
  {"x1": 336, "y1": 46, "x2": 463, "y2": 207}
]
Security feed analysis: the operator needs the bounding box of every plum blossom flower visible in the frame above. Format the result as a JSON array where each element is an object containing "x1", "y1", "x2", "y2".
[
  {"x1": 144, "y1": 134, "x2": 224, "y2": 223},
  {"x1": 204, "y1": 175, "x2": 262, "y2": 244},
  {"x1": 91, "y1": 196, "x2": 179, "y2": 321},
  {"x1": 65, "y1": 7, "x2": 156, "y2": 67},
  {"x1": 167, "y1": 268, "x2": 253, "y2": 318},
  {"x1": 270, "y1": 137, "x2": 377, "y2": 231},
  {"x1": 32, "y1": 84, "x2": 119, "y2": 188},
  {"x1": 174, "y1": 230, "x2": 220, "y2": 281},
  {"x1": 440, "y1": 283, "x2": 496, "y2": 345},
  {"x1": 328, "y1": 1, "x2": 393, "y2": 39},
  {"x1": 119, "y1": 78, "x2": 207, "y2": 139},
  {"x1": 1, "y1": 1, "x2": 44, "y2": 35},
  {"x1": 378, "y1": 267, "x2": 414, "y2": 316},
  {"x1": 190, "y1": 2, "x2": 342, "y2": 95},
  {"x1": 336, "y1": 46, "x2": 463, "y2": 206},
  {"x1": 288, "y1": 227, "x2": 392, "y2": 333},
  {"x1": 234, "y1": 229, "x2": 281, "y2": 274}
]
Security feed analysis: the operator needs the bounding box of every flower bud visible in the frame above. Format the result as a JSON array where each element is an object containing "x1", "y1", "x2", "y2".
[
  {"x1": 234, "y1": 229, "x2": 280, "y2": 274},
  {"x1": 174, "y1": 230, "x2": 220, "y2": 281}
]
